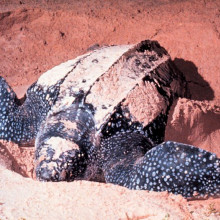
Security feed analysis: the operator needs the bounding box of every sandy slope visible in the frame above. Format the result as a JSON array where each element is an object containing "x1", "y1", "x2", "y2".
[{"x1": 0, "y1": 0, "x2": 220, "y2": 219}]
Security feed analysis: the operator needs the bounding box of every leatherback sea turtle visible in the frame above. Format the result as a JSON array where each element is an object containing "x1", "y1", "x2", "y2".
[{"x1": 0, "y1": 40, "x2": 219, "y2": 198}]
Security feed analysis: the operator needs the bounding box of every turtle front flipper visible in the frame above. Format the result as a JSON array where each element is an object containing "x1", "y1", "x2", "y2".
[
  {"x1": 35, "y1": 102, "x2": 98, "y2": 181},
  {"x1": 0, "y1": 76, "x2": 62, "y2": 144},
  {"x1": 101, "y1": 135, "x2": 220, "y2": 198}
]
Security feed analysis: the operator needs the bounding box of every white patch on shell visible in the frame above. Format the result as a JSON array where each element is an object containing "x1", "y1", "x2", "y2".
[
  {"x1": 35, "y1": 42, "x2": 170, "y2": 137},
  {"x1": 36, "y1": 53, "x2": 90, "y2": 87},
  {"x1": 50, "y1": 45, "x2": 134, "y2": 113},
  {"x1": 85, "y1": 48, "x2": 170, "y2": 130}
]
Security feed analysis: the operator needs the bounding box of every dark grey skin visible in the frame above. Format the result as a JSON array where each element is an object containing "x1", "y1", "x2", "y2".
[{"x1": 0, "y1": 40, "x2": 219, "y2": 198}]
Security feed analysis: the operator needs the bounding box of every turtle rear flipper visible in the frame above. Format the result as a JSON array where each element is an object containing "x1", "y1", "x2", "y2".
[
  {"x1": 101, "y1": 135, "x2": 220, "y2": 198},
  {"x1": 0, "y1": 76, "x2": 62, "y2": 144}
]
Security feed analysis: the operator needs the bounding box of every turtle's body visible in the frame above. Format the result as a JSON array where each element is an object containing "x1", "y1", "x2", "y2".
[{"x1": 0, "y1": 40, "x2": 219, "y2": 198}]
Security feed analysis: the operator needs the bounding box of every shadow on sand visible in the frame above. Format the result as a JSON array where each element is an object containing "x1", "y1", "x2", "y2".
[{"x1": 174, "y1": 58, "x2": 214, "y2": 101}]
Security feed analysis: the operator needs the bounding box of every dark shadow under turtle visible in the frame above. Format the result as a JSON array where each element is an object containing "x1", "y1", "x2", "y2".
[{"x1": 0, "y1": 40, "x2": 219, "y2": 199}]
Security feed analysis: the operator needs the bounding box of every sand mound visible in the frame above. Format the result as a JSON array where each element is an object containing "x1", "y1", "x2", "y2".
[{"x1": 166, "y1": 98, "x2": 220, "y2": 157}]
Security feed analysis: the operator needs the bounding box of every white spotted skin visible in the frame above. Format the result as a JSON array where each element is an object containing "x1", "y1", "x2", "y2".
[
  {"x1": 0, "y1": 76, "x2": 62, "y2": 144},
  {"x1": 102, "y1": 138, "x2": 220, "y2": 198}
]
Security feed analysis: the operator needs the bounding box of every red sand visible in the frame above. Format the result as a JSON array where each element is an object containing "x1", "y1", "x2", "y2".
[{"x1": 0, "y1": 0, "x2": 219, "y2": 219}]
